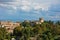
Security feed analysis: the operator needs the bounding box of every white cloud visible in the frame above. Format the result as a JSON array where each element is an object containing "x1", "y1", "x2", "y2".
[
  {"x1": 0, "y1": 0, "x2": 59, "y2": 12},
  {"x1": 20, "y1": 6, "x2": 31, "y2": 11},
  {"x1": 0, "y1": 3, "x2": 17, "y2": 10},
  {"x1": 0, "y1": 0, "x2": 50, "y2": 11},
  {"x1": 48, "y1": 15, "x2": 60, "y2": 19},
  {"x1": 21, "y1": 0, "x2": 31, "y2": 6},
  {"x1": 0, "y1": 0, "x2": 60, "y2": 21}
]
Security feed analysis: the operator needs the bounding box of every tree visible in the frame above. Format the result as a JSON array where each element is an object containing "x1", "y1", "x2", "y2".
[
  {"x1": 43, "y1": 31, "x2": 54, "y2": 40},
  {"x1": 21, "y1": 21, "x2": 31, "y2": 27},
  {"x1": 23, "y1": 26, "x2": 32, "y2": 40},
  {"x1": 0, "y1": 27, "x2": 7, "y2": 40},
  {"x1": 13, "y1": 26, "x2": 23, "y2": 40},
  {"x1": 56, "y1": 21, "x2": 60, "y2": 25}
]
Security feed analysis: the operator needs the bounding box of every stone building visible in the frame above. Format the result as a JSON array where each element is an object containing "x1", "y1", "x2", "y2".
[
  {"x1": 30, "y1": 18, "x2": 44, "y2": 26},
  {"x1": 35, "y1": 18, "x2": 44, "y2": 24},
  {"x1": 0, "y1": 21, "x2": 20, "y2": 33}
]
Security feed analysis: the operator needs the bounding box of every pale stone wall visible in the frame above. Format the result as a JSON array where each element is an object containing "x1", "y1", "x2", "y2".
[{"x1": 0, "y1": 21, "x2": 20, "y2": 33}]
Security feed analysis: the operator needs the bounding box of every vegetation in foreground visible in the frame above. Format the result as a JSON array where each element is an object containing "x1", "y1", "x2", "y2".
[{"x1": 0, "y1": 20, "x2": 60, "y2": 40}]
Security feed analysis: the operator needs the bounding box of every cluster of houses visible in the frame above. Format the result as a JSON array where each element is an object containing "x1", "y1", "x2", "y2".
[
  {"x1": 24, "y1": 18, "x2": 44, "y2": 26},
  {"x1": 0, "y1": 21, "x2": 20, "y2": 33},
  {"x1": 0, "y1": 18, "x2": 44, "y2": 40},
  {"x1": 31, "y1": 18, "x2": 44, "y2": 24},
  {"x1": 0, "y1": 18, "x2": 44, "y2": 33}
]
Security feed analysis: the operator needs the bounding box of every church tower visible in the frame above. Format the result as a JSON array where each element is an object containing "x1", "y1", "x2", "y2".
[{"x1": 39, "y1": 18, "x2": 44, "y2": 23}]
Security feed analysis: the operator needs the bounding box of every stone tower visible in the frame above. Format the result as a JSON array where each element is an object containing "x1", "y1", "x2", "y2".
[{"x1": 39, "y1": 18, "x2": 44, "y2": 23}]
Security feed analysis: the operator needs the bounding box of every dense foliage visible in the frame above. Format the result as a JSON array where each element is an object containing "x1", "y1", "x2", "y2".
[
  {"x1": 0, "y1": 20, "x2": 60, "y2": 40},
  {"x1": 13, "y1": 20, "x2": 60, "y2": 40},
  {"x1": 0, "y1": 27, "x2": 7, "y2": 40}
]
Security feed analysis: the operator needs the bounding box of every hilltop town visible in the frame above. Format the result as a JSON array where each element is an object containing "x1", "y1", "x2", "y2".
[
  {"x1": 0, "y1": 18, "x2": 60, "y2": 40},
  {"x1": 0, "y1": 18, "x2": 44, "y2": 33}
]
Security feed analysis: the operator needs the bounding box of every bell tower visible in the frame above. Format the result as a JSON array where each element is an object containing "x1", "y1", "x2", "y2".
[{"x1": 39, "y1": 18, "x2": 44, "y2": 23}]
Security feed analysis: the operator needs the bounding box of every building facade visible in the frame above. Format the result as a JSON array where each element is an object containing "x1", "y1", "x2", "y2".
[{"x1": 0, "y1": 21, "x2": 20, "y2": 33}]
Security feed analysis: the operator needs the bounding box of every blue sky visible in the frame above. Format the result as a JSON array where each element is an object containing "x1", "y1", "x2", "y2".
[{"x1": 0, "y1": 0, "x2": 60, "y2": 21}]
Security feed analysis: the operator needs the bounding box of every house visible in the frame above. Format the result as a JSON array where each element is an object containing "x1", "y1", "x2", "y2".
[
  {"x1": 30, "y1": 18, "x2": 44, "y2": 26},
  {"x1": 0, "y1": 21, "x2": 20, "y2": 33},
  {"x1": 35, "y1": 18, "x2": 44, "y2": 24}
]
